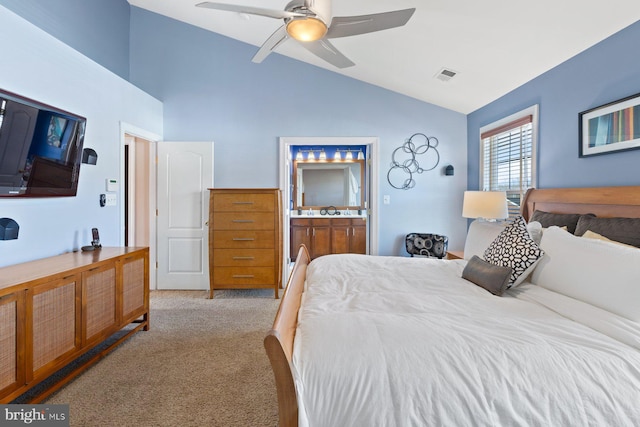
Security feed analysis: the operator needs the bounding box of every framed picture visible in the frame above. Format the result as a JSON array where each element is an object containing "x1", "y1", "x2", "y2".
[{"x1": 579, "y1": 92, "x2": 640, "y2": 157}]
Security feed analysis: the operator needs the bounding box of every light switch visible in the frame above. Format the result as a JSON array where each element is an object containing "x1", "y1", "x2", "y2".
[{"x1": 105, "y1": 193, "x2": 117, "y2": 206}]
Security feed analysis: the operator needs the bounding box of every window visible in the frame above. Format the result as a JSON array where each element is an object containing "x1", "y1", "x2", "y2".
[{"x1": 480, "y1": 105, "x2": 538, "y2": 218}]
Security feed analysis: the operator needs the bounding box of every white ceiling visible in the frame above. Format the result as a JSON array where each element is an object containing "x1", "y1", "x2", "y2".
[{"x1": 128, "y1": 0, "x2": 640, "y2": 114}]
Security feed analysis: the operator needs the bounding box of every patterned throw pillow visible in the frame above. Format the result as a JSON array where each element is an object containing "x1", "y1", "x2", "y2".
[{"x1": 484, "y1": 216, "x2": 545, "y2": 287}]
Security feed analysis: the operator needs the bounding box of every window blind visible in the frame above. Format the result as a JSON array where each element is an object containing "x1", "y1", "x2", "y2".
[{"x1": 481, "y1": 115, "x2": 533, "y2": 218}]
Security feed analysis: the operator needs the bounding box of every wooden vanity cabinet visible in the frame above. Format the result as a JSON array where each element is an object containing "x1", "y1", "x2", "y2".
[
  {"x1": 331, "y1": 217, "x2": 367, "y2": 255},
  {"x1": 291, "y1": 217, "x2": 366, "y2": 260},
  {"x1": 290, "y1": 218, "x2": 330, "y2": 260}
]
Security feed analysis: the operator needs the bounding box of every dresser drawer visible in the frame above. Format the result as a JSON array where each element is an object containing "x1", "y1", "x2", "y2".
[
  {"x1": 212, "y1": 193, "x2": 275, "y2": 212},
  {"x1": 213, "y1": 212, "x2": 275, "y2": 230},
  {"x1": 211, "y1": 230, "x2": 275, "y2": 249},
  {"x1": 212, "y1": 267, "x2": 275, "y2": 285},
  {"x1": 212, "y1": 249, "x2": 275, "y2": 267}
]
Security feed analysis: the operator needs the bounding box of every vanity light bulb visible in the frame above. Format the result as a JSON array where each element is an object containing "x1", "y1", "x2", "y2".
[
  {"x1": 357, "y1": 151, "x2": 364, "y2": 160},
  {"x1": 345, "y1": 151, "x2": 353, "y2": 161},
  {"x1": 296, "y1": 152, "x2": 303, "y2": 161},
  {"x1": 334, "y1": 151, "x2": 342, "y2": 161},
  {"x1": 319, "y1": 151, "x2": 327, "y2": 161},
  {"x1": 307, "y1": 151, "x2": 316, "y2": 161}
]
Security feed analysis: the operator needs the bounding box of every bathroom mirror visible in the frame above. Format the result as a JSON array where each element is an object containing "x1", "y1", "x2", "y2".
[{"x1": 293, "y1": 160, "x2": 365, "y2": 210}]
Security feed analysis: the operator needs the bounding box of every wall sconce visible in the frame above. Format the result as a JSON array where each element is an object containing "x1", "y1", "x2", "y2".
[
  {"x1": 0, "y1": 218, "x2": 19, "y2": 240},
  {"x1": 296, "y1": 148, "x2": 330, "y2": 161},
  {"x1": 445, "y1": 165, "x2": 454, "y2": 176},
  {"x1": 335, "y1": 149, "x2": 356, "y2": 161},
  {"x1": 296, "y1": 147, "x2": 365, "y2": 162},
  {"x1": 82, "y1": 148, "x2": 98, "y2": 165}
]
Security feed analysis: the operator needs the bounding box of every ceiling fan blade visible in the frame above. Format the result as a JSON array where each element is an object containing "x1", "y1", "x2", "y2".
[
  {"x1": 300, "y1": 39, "x2": 355, "y2": 69},
  {"x1": 326, "y1": 8, "x2": 416, "y2": 39},
  {"x1": 196, "y1": 2, "x2": 303, "y2": 20},
  {"x1": 252, "y1": 25, "x2": 289, "y2": 64}
]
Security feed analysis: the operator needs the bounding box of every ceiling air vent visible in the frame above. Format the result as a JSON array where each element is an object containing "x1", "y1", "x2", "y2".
[{"x1": 435, "y1": 68, "x2": 457, "y2": 82}]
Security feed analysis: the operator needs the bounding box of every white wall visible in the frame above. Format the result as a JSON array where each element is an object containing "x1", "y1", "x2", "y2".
[{"x1": 0, "y1": 6, "x2": 163, "y2": 267}]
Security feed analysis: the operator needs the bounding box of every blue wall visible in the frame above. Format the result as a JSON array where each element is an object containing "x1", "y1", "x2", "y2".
[
  {"x1": 0, "y1": 6, "x2": 162, "y2": 267},
  {"x1": 0, "y1": 0, "x2": 131, "y2": 80},
  {"x1": 129, "y1": 8, "x2": 469, "y2": 255},
  {"x1": 467, "y1": 20, "x2": 640, "y2": 190}
]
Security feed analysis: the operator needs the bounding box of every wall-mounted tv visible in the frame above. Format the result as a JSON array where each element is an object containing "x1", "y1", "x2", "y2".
[{"x1": 0, "y1": 89, "x2": 86, "y2": 197}]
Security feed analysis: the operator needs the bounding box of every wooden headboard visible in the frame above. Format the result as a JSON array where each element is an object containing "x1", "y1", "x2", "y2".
[{"x1": 521, "y1": 186, "x2": 640, "y2": 221}]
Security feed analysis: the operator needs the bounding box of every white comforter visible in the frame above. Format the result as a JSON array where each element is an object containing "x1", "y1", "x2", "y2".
[{"x1": 293, "y1": 254, "x2": 640, "y2": 427}]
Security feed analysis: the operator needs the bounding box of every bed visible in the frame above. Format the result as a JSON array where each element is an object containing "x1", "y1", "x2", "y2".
[{"x1": 264, "y1": 186, "x2": 640, "y2": 427}]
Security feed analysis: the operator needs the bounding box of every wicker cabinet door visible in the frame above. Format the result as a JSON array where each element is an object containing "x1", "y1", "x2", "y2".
[
  {"x1": 0, "y1": 291, "x2": 25, "y2": 397},
  {"x1": 82, "y1": 263, "x2": 117, "y2": 345},
  {"x1": 31, "y1": 277, "x2": 80, "y2": 379},
  {"x1": 120, "y1": 253, "x2": 148, "y2": 324}
]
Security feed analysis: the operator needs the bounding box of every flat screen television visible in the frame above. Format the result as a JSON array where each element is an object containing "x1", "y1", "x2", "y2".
[{"x1": 0, "y1": 89, "x2": 86, "y2": 197}]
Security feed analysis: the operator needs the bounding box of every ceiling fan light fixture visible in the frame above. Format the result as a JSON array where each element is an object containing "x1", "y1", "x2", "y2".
[{"x1": 286, "y1": 17, "x2": 327, "y2": 42}]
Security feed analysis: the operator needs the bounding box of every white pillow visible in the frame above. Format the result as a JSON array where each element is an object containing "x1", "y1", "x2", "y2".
[
  {"x1": 526, "y1": 221, "x2": 543, "y2": 244},
  {"x1": 531, "y1": 226, "x2": 640, "y2": 321},
  {"x1": 582, "y1": 230, "x2": 637, "y2": 249},
  {"x1": 463, "y1": 220, "x2": 505, "y2": 261}
]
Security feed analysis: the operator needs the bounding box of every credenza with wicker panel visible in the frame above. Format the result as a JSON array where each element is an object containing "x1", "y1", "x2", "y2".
[
  {"x1": 208, "y1": 188, "x2": 283, "y2": 299},
  {"x1": 0, "y1": 247, "x2": 149, "y2": 403}
]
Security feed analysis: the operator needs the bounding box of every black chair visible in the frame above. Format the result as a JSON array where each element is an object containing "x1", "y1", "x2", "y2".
[{"x1": 405, "y1": 233, "x2": 448, "y2": 259}]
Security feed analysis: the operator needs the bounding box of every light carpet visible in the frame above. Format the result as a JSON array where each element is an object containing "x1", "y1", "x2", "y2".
[{"x1": 45, "y1": 289, "x2": 281, "y2": 427}]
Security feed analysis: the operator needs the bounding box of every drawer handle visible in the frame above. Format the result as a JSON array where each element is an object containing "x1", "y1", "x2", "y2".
[
  {"x1": 232, "y1": 220, "x2": 254, "y2": 223},
  {"x1": 232, "y1": 256, "x2": 255, "y2": 260},
  {"x1": 233, "y1": 274, "x2": 255, "y2": 278},
  {"x1": 232, "y1": 201, "x2": 254, "y2": 205},
  {"x1": 232, "y1": 238, "x2": 255, "y2": 241}
]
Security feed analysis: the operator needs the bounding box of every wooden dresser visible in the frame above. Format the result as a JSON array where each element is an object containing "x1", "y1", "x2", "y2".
[{"x1": 208, "y1": 188, "x2": 282, "y2": 299}]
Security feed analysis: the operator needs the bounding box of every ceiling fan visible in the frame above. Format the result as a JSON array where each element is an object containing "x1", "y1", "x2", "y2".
[{"x1": 196, "y1": 0, "x2": 416, "y2": 68}]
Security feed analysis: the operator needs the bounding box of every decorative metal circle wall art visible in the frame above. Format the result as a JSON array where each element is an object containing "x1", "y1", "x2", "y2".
[{"x1": 387, "y1": 133, "x2": 440, "y2": 190}]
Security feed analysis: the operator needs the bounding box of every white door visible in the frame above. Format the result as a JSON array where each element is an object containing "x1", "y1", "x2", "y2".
[{"x1": 157, "y1": 141, "x2": 214, "y2": 290}]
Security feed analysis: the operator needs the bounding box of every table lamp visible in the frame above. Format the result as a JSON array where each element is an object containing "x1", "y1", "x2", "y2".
[{"x1": 462, "y1": 191, "x2": 509, "y2": 221}]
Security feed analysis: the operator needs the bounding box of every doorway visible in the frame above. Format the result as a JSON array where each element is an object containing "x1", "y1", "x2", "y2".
[
  {"x1": 279, "y1": 137, "x2": 379, "y2": 271},
  {"x1": 121, "y1": 123, "x2": 160, "y2": 289},
  {"x1": 122, "y1": 129, "x2": 157, "y2": 289}
]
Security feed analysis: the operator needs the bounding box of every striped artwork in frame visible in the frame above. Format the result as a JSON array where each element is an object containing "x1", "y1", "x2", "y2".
[{"x1": 579, "y1": 92, "x2": 640, "y2": 157}]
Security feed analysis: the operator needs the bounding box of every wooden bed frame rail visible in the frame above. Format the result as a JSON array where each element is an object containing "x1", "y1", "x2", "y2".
[{"x1": 264, "y1": 245, "x2": 310, "y2": 427}]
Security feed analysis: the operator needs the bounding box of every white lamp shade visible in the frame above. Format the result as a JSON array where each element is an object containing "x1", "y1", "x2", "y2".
[{"x1": 462, "y1": 191, "x2": 509, "y2": 219}]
